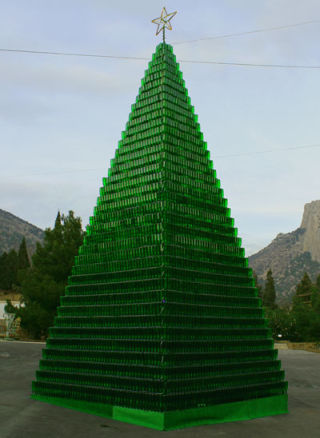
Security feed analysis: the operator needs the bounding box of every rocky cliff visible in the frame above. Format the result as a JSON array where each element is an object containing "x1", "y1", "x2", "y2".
[
  {"x1": 249, "y1": 200, "x2": 320, "y2": 302},
  {"x1": 300, "y1": 201, "x2": 320, "y2": 262},
  {"x1": 0, "y1": 209, "x2": 43, "y2": 255}
]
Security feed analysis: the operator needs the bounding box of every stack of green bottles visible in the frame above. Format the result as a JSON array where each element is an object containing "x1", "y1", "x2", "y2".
[{"x1": 31, "y1": 42, "x2": 288, "y2": 430}]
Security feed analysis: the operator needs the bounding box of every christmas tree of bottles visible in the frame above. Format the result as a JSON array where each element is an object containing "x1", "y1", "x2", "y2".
[{"x1": 31, "y1": 38, "x2": 288, "y2": 430}]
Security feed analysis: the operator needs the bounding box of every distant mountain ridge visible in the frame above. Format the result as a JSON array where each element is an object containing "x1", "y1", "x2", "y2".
[
  {"x1": 0, "y1": 209, "x2": 44, "y2": 255},
  {"x1": 249, "y1": 200, "x2": 320, "y2": 302}
]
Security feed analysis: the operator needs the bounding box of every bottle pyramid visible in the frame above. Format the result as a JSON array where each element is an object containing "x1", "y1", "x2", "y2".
[{"x1": 31, "y1": 43, "x2": 288, "y2": 430}]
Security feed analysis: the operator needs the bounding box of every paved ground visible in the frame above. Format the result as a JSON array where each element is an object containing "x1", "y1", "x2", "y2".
[{"x1": 1, "y1": 340, "x2": 320, "y2": 438}]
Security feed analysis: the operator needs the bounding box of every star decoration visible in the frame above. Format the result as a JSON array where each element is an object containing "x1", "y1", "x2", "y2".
[{"x1": 152, "y1": 7, "x2": 177, "y2": 37}]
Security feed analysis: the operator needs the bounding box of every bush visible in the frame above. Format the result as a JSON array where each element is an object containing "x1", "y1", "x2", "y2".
[
  {"x1": 265, "y1": 307, "x2": 298, "y2": 341},
  {"x1": 6, "y1": 211, "x2": 83, "y2": 339}
]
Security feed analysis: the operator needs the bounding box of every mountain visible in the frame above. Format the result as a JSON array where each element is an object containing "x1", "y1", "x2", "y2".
[
  {"x1": 0, "y1": 209, "x2": 44, "y2": 255},
  {"x1": 249, "y1": 200, "x2": 320, "y2": 302}
]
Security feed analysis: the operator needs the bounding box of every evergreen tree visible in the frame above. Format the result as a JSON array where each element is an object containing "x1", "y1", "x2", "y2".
[
  {"x1": 290, "y1": 272, "x2": 320, "y2": 341},
  {"x1": 7, "y1": 211, "x2": 83, "y2": 338},
  {"x1": 0, "y1": 237, "x2": 30, "y2": 291},
  {"x1": 311, "y1": 290, "x2": 320, "y2": 312},
  {"x1": 293, "y1": 272, "x2": 313, "y2": 305},
  {"x1": 297, "y1": 272, "x2": 313, "y2": 295},
  {"x1": 311, "y1": 276, "x2": 320, "y2": 312},
  {"x1": 252, "y1": 270, "x2": 263, "y2": 299},
  {"x1": 291, "y1": 302, "x2": 320, "y2": 342},
  {"x1": 32, "y1": 211, "x2": 83, "y2": 283},
  {"x1": 0, "y1": 249, "x2": 18, "y2": 290},
  {"x1": 18, "y1": 237, "x2": 30, "y2": 270},
  {"x1": 262, "y1": 269, "x2": 277, "y2": 309},
  {"x1": 0, "y1": 252, "x2": 7, "y2": 289}
]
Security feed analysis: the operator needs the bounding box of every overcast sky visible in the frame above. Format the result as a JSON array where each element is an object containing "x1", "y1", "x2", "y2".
[{"x1": 1, "y1": 0, "x2": 320, "y2": 255}]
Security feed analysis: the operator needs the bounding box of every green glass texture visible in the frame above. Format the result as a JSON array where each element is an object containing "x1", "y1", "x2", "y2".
[{"x1": 31, "y1": 42, "x2": 287, "y2": 429}]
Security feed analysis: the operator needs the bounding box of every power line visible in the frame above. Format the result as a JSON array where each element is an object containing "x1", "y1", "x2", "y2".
[
  {"x1": 215, "y1": 143, "x2": 320, "y2": 158},
  {"x1": 176, "y1": 59, "x2": 320, "y2": 69},
  {"x1": 0, "y1": 47, "x2": 319, "y2": 69},
  {"x1": 0, "y1": 48, "x2": 149, "y2": 61},
  {"x1": 173, "y1": 19, "x2": 320, "y2": 45}
]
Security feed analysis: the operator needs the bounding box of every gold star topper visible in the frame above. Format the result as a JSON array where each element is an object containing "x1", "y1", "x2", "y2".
[{"x1": 152, "y1": 7, "x2": 177, "y2": 42}]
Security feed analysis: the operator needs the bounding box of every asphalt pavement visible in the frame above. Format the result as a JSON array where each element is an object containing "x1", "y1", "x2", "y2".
[{"x1": 1, "y1": 340, "x2": 319, "y2": 438}]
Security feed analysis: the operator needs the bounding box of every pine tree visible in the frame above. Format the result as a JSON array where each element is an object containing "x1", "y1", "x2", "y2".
[
  {"x1": 296, "y1": 272, "x2": 313, "y2": 295},
  {"x1": 294, "y1": 272, "x2": 313, "y2": 305},
  {"x1": 309, "y1": 273, "x2": 320, "y2": 311},
  {"x1": 263, "y1": 269, "x2": 277, "y2": 309},
  {"x1": 0, "y1": 252, "x2": 8, "y2": 289},
  {"x1": 18, "y1": 237, "x2": 30, "y2": 270},
  {"x1": 32, "y1": 211, "x2": 83, "y2": 283},
  {"x1": 0, "y1": 249, "x2": 18, "y2": 290},
  {"x1": 253, "y1": 270, "x2": 263, "y2": 299},
  {"x1": 8, "y1": 211, "x2": 83, "y2": 338},
  {"x1": 0, "y1": 238, "x2": 30, "y2": 291}
]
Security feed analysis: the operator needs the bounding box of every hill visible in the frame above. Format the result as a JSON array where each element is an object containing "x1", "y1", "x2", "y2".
[
  {"x1": 0, "y1": 209, "x2": 43, "y2": 255},
  {"x1": 249, "y1": 200, "x2": 320, "y2": 302}
]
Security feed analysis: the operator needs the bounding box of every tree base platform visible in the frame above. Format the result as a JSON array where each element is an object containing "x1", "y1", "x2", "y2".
[{"x1": 31, "y1": 394, "x2": 288, "y2": 430}]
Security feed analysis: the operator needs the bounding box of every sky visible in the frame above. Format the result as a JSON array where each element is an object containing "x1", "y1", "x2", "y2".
[{"x1": 1, "y1": 0, "x2": 320, "y2": 256}]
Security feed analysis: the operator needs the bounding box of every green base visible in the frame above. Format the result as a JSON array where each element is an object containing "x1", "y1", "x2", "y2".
[{"x1": 31, "y1": 394, "x2": 288, "y2": 430}]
